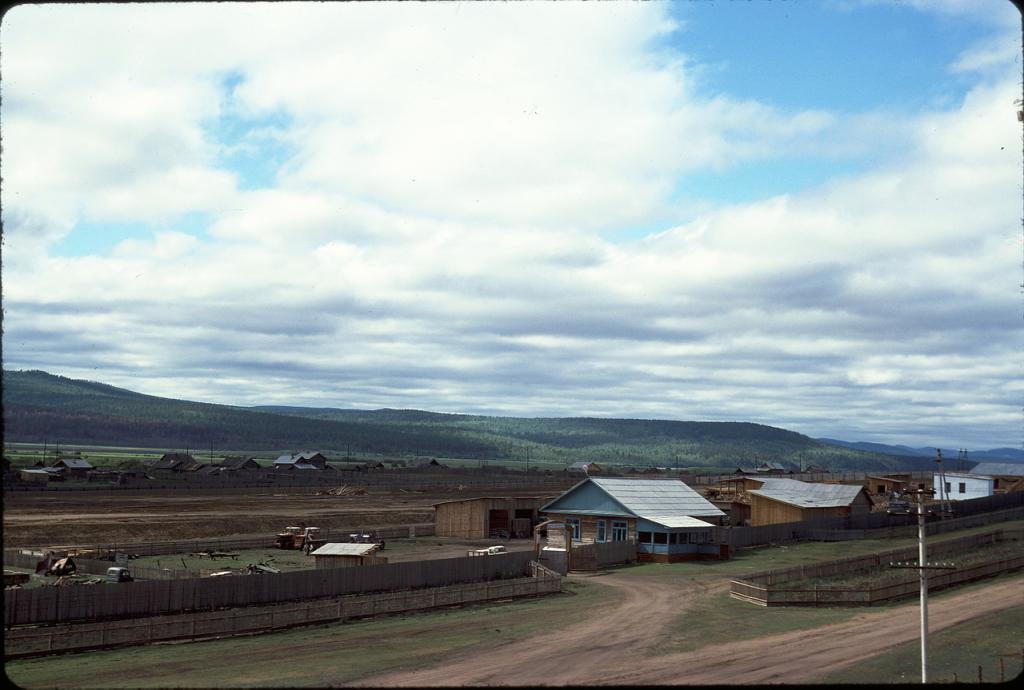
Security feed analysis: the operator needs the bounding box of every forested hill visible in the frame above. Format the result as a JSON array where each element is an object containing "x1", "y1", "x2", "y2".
[{"x1": 2, "y1": 369, "x2": 900, "y2": 471}]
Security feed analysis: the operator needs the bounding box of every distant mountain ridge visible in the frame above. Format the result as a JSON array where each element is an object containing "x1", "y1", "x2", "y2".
[
  {"x1": 2, "y1": 369, "x2": 919, "y2": 471},
  {"x1": 815, "y1": 438, "x2": 1024, "y2": 463}
]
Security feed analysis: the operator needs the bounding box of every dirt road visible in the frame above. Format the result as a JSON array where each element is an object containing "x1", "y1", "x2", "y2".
[{"x1": 359, "y1": 574, "x2": 1024, "y2": 687}]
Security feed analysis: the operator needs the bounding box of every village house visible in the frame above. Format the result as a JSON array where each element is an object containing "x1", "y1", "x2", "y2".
[
  {"x1": 935, "y1": 472, "x2": 994, "y2": 502},
  {"x1": 746, "y1": 478, "x2": 873, "y2": 526},
  {"x1": 540, "y1": 477, "x2": 726, "y2": 562},
  {"x1": 153, "y1": 453, "x2": 203, "y2": 472},
  {"x1": 219, "y1": 456, "x2": 261, "y2": 472},
  {"x1": 968, "y1": 462, "x2": 1024, "y2": 493},
  {"x1": 566, "y1": 461, "x2": 602, "y2": 477},
  {"x1": 51, "y1": 457, "x2": 94, "y2": 478},
  {"x1": 273, "y1": 451, "x2": 331, "y2": 470}
]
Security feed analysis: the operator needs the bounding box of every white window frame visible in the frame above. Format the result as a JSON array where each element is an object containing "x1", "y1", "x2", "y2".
[
  {"x1": 611, "y1": 521, "x2": 627, "y2": 542},
  {"x1": 596, "y1": 520, "x2": 607, "y2": 543}
]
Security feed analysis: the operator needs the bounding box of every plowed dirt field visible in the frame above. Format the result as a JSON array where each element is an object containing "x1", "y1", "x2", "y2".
[{"x1": 2, "y1": 487, "x2": 547, "y2": 547}]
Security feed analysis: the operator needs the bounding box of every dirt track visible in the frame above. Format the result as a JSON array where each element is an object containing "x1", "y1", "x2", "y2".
[{"x1": 360, "y1": 574, "x2": 1024, "y2": 687}]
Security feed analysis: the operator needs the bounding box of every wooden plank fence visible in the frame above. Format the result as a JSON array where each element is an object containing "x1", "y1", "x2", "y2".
[
  {"x1": 712, "y1": 497, "x2": 1024, "y2": 549},
  {"x1": 730, "y1": 528, "x2": 1024, "y2": 606},
  {"x1": 570, "y1": 540, "x2": 638, "y2": 571},
  {"x1": 4, "y1": 551, "x2": 535, "y2": 627},
  {"x1": 4, "y1": 569, "x2": 563, "y2": 658}
]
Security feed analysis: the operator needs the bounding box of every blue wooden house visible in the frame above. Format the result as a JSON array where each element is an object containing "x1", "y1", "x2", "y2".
[{"x1": 540, "y1": 477, "x2": 726, "y2": 562}]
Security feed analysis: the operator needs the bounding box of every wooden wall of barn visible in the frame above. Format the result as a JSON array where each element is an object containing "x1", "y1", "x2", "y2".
[{"x1": 433, "y1": 497, "x2": 551, "y2": 539}]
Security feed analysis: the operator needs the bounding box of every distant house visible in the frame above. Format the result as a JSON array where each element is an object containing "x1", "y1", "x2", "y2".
[
  {"x1": 51, "y1": 458, "x2": 94, "y2": 478},
  {"x1": 310, "y1": 543, "x2": 386, "y2": 569},
  {"x1": 219, "y1": 456, "x2": 261, "y2": 472},
  {"x1": 755, "y1": 462, "x2": 789, "y2": 474},
  {"x1": 566, "y1": 462, "x2": 602, "y2": 476},
  {"x1": 968, "y1": 463, "x2": 1024, "y2": 493},
  {"x1": 273, "y1": 451, "x2": 330, "y2": 470},
  {"x1": 540, "y1": 477, "x2": 726, "y2": 562},
  {"x1": 747, "y1": 478, "x2": 873, "y2": 526},
  {"x1": 866, "y1": 475, "x2": 909, "y2": 496},
  {"x1": 153, "y1": 453, "x2": 200, "y2": 472},
  {"x1": 410, "y1": 457, "x2": 448, "y2": 469},
  {"x1": 935, "y1": 472, "x2": 994, "y2": 502}
]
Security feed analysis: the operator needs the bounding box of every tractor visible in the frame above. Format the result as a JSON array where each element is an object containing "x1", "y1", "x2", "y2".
[{"x1": 274, "y1": 526, "x2": 326, "y2": 552}]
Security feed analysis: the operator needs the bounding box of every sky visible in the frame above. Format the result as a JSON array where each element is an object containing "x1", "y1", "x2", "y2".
[{"x1": 1, "y1": 0, "x2": 1022, "y2": 451}]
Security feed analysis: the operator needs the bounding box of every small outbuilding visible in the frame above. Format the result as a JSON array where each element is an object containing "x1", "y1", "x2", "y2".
[
  {"x1": 309, "y1": 543, "x2": 387, "y2": 569},
  {"x1": 747, "y1": 478, "x2": 873, "y2": 526},
  {"x1": 434, "y1": 496, "x2": 554, "y2": 539}
]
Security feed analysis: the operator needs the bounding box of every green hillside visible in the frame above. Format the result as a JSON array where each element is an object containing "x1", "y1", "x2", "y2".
[{"x1": 2, "y1": 370, "x2": 898, "y2": 470}]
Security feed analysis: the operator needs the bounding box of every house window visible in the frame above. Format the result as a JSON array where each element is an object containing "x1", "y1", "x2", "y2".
[
  {"x1": 596, "y1": 520, "x2": 607, "y2": 543},
  {"x1": 877, "y1": 485, "x2": 885, "y2": 494},
  {"x1": 945, "y1": 482, "x2": 951, "y2": 495},
  {"x1": 611, "y1": 521, "x2": 627, "y2": 541},
  {"x1": 958, "y1": 482, "x2": 966, "y2": 494},
  {"x1": 918, "y1": 483, "x2": 925, "y2": 490},
  {"x1": 668, "y1": 533, "x2": 676, "y2": 545},
  {"x1": 653, "y1": 532, "x2": 667, "y2": 545},
  {"x1": 638, "y1": 531, "x2": 653, "y2": 544},
  {"x1": 566, "y1": 518, "x2": 581, "y2": 541}
]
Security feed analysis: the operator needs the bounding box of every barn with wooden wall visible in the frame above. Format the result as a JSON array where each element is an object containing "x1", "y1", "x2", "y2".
[
  {"x1": 433, "y1": 496, "x2": 554, "y2": 539},
  {"x1": 747, "y1": 478, "x2": 873, "y2": 526}
]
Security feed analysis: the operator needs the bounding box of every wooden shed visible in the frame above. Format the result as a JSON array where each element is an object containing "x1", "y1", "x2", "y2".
[
  {"x1": 748, "y1": 478, "x2": 873, "y2": 526},
  {"x1": 309, "y1": 543, "x2": 387, "y2": 569},
  {"x1": 433, "y1": 496, "x2": 553, "y2": 539},
  {"x1": 866, "y1": 475, "x2": 909, "y2": 496}
]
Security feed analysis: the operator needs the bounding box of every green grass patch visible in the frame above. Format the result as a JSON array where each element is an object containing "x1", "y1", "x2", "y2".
[
  {"x1": 820, "y1": 605, "x2": 1024, "y2": 684},
  {"x1": 4, "y1": 579, "x2": 611, "y2": 688},
  {"x1": 654, "y1": 588, "x2": 862, "y2": 655}
]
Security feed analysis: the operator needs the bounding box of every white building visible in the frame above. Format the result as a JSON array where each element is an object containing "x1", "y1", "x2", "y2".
[{"x1": 934, "y1": 472, "x2": 993, "y2": 502}]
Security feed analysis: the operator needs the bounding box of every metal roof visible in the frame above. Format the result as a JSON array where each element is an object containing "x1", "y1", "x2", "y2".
[
  {"x1": 310, "y1": 543, "x2": 379, "y2": 557},
  {"x1": 748, "y1": 478, "x2": 866, "y2": 508},
  {"x1": 642, "y1": 515, "x2": 714, "y2": 529},
  {"x1": 589, "y1": 477, "x2": 725, "y2": 520},
  {"x1": 55, "y1": 458, "x2": 93, "y2": 469},
  {"x1": 969, "y1": 462, "x2": 1024, "y2": 477}
]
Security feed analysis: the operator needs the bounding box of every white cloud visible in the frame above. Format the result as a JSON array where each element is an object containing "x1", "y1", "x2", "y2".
[{"x1": 1, "y1": 2, "x2": 1020, "y2": 449}]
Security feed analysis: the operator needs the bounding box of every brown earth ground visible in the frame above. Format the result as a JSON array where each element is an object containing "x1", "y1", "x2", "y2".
[
  {"x1": 2, "y1": 487, "x2": 550, "y2": 548},
  {"x1": 360, "y1": 573, "x2": 1024, "y2": 687}
]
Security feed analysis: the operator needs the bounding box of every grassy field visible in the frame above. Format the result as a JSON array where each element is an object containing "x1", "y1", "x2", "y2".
[
  {"x1": 5, "y1": 578, "x2": 611, "y2": 688},
  {"x1": 820, "y1": 604, "x2": 1024, "y2": 684}
]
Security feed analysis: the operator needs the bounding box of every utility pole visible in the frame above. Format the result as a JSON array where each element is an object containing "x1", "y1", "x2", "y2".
[{"x1": 889, "y1": 488, "x2": 956, "y2": 684}]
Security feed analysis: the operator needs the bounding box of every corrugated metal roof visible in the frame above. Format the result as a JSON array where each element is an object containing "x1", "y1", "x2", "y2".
[
  {"x1": 590, "y1": 478, "x2": 724, "y2": 520},
  {"x1": 969, "y1": 462, "x2": 1024, "y2": 477},
  {"x1": 642, "y1": 515, "x2": 714, "y2": 528},
  {"x1": 310, "y1": 543, "x2": 379, "y2": 557},
  {"x1": 748, "y1": 478, "x2": 865, "y2": 508}
]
